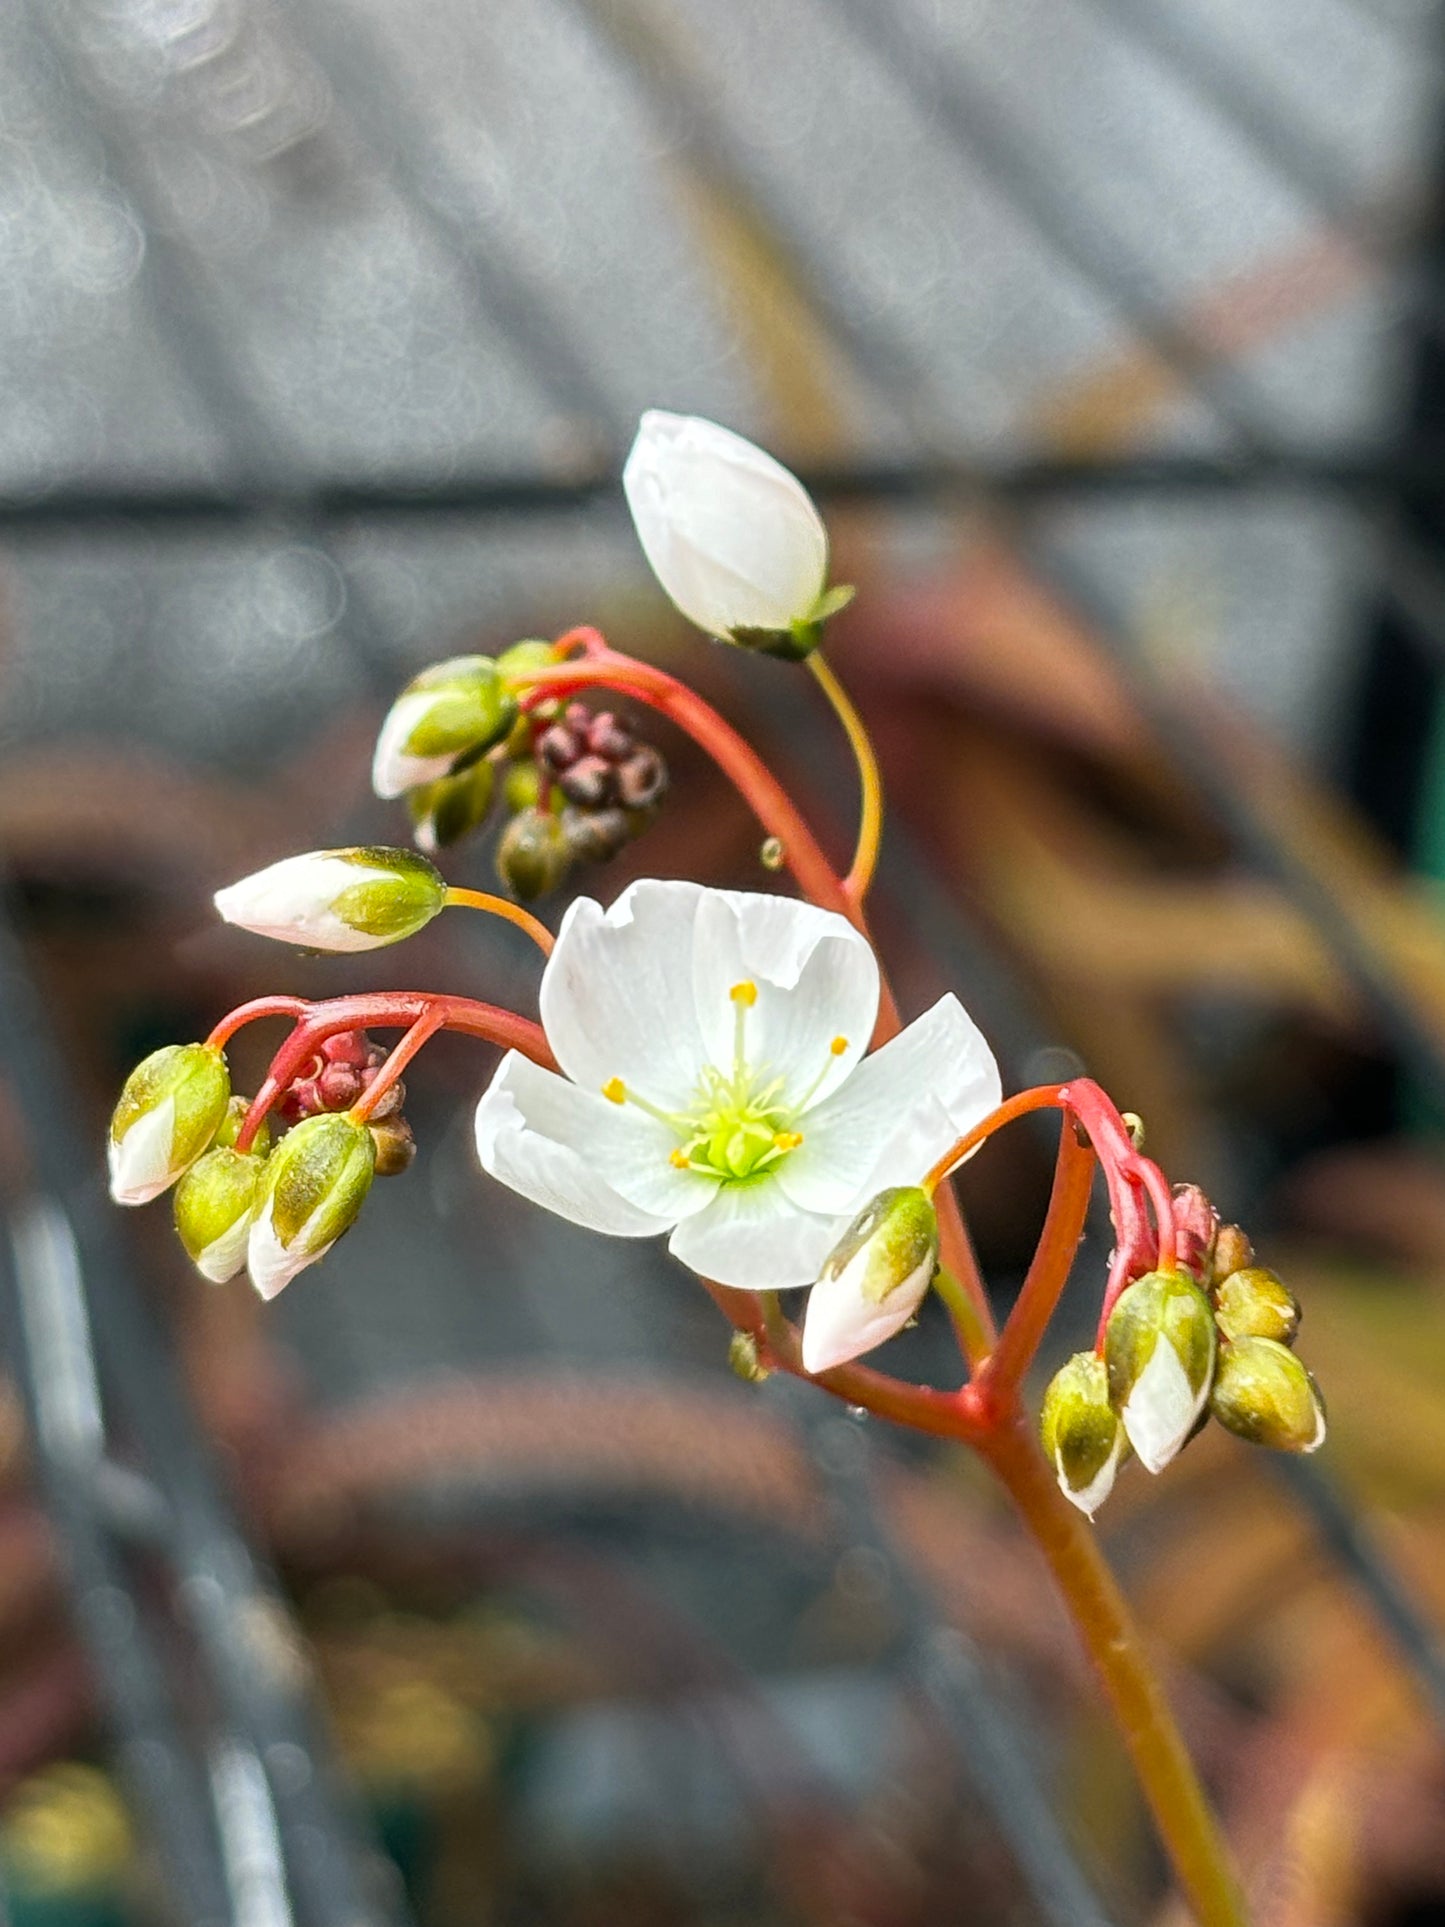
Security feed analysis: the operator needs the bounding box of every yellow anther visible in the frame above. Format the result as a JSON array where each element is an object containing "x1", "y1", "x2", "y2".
[
  {"x1": 601, "y1": 1077, "x2": 626, "y2": 1105},
  {"x1": 730, "y1": 980, "x2": 758, "y2": 1007},
  {"x1": 773, "y1": 1130, "x2": 803, "y2": 1151},
  {"x1": 830, "y1": 1035, "x2": 849, "y2": 1056},
  {"x1": 669, "y1": 1148, "x2": 691, "y2": 1169}
]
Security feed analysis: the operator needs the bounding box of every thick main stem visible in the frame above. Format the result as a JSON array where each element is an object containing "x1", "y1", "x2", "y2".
[{"x1": 977, "y1": 1414, "x2": 1246, "y2": 1927}]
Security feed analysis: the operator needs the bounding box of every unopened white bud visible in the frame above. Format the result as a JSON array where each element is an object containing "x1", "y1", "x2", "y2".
[
  {"x1": 801, "y1": 1186, "x2": 938, "y2": 1374},
  {"x1": 1104, "y1": 1269, "x2": 1217, "y2": 1475},
  {"x1": 372, "y1": 655, "x2": 517, "y2": 799},
  {"x1": 108, "y1": 1044, "x2": 230, "y2": 1205},
  {"x1": 1040, "y1": 1352, "x2": 1125, "y2": 1517},
  {"x1": 246, "y1": 1113, "x2": 376, "y2": 1300},
  {"x1": 214, "y1": 847, "x2": 446, "y2": 952},
  {"x1": 174, "y1": 1145, "x2": 267, "y2": 1282},
  {"x1": 623, "y1": 411, "x2": 847, "y2": 658}
]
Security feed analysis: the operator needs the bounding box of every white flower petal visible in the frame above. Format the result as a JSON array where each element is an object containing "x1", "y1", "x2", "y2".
[
  {"x1": 778, "y1": 996, "x2": 1000, "y2": 1214},
  {"x1": 107, "y1": 1095, "x2": 180, "y2": 1205},
  {"x1": 540, "y1": 880, "x2": 710, "y2": 1111},
  {"x1": 247, "y1": 1196, "x2": 335, "y2": 1301},
  {"x1": 691, "y1": 890, "x2": 877, "y2": 1103},
  {"x1": 214, "y1": 853, "x2": 394, "y2": 952},
  {"x1": 800, "y1": 1244, "x2": 934, "y2": 1375},
  {"x1": 193, "y1": 1210, "x2": 255, "y2": 1285},
  {"x1": 371, "y1": 690, "x2": 461, "y2": 799},
  {"x1": 667, "y1": 1181, "x2": 844, "y2": 1290},
  {"x1": 1054, "y1": 1432, "x2": 1125, "y2": 1518},
  {"x1": 476, "y1": 1056, "x2": 678, "y2": 1238},
  {"x1": 1121, "y1": 1340, "x2": 1205, "y2": 1475},
  {"x1": 623, "y1": 412, "x2": 829, "y2": 637},
  {"x1": 478, "y1": 1052, "x2": 716, "y2": 1222}
]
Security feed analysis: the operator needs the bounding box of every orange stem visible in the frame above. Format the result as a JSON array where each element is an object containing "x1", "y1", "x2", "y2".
[
  {"x1": 978, "y1": 1120, "x2": 1097, "y2": 1405},
  {"x1": 444, "y1": 887, "x2": 554, "y2": 955}
]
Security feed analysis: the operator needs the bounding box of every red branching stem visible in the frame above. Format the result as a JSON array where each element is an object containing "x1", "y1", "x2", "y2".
[
  {"x1": 206, "y1": 996, "x2": 309, "y2": 1051},
  {"x1": 977, "y1": 1118, "x2": 1097, "y2": 1407},
  {"x1": 232, "y1": 993, "x2": 554, "y2": 1153},
  {"x1": 348, "y1": 1007, "x2": 447, "y2": 1125}
]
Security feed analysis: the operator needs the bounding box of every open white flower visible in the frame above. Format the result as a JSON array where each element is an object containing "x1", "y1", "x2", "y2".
[
  {"x1": 623, "y1": 412, "x2": 831, "y2": 646},
  {"x1": 474, "y1": 880, "x2": 1000, "y2": 1295}
]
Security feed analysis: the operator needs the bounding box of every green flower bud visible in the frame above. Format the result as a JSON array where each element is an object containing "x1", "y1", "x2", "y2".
[
  {"x1": 495, "y1": 638, "x2": 557, "y2": 680},
  {"x1": 214, "y1": 847, "x2": 447, "y2": 952},
  {"x1": 372, "y1": 655, "x2": 517, "y2": 799},
  {"x1": 1040, "y1": 1352, "x2": 1125, "y2": 1517},
  {"x1": 727, "y1": 1330, "x2": 771, "y2": 1384},
  {"x1": 496, "y1": 807, "x2": 571, "y2": 901},
  {"x1": 212, "y1": 1096, "x2": 272, "y2": 1158},
  {"x1": 801, "y1": 1186, "x2": 939, "y2": 1374},
  {"x1": 174, "y1": 1145, "x2": 268, "y2": 1283},
  {"x1": 407, "y1": 758, "x2": 495, "y2": 854},
  {"x1": 1210, "y1": 1336, "x2": 1326, "y2": 1452},
  {"x1": 1104, "y1": 1269, "x2": 1217, "y2": 1475},
  {"x1": 247, "y1": 1113, "x2": 376, "y2": 1300},
  {"x1": 108, "y1": 1043, "x2": 231, "y2": 1205},
  {"x1": 1213, "y1": 1266, "x2": 1301, "y2": 1346},
  {"x1": 503, "y1": 761, "x2": 542, "y2": 815}
]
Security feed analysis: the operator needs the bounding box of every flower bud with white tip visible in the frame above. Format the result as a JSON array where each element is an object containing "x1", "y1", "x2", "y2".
[
  {"x1": 108, "y1": 1044, "x2": 231, "y2": 1205},
  {"x1": 246, "y1": 1112, "x2": 376, "y2": 1301},
  {"x1": 1104, "y1": 1269, "x2": 1217, "y2": 1475},
  {"x1": 174, "y1": 1144, "x2": 268, "y2": 1283},
  {"x1": 407, "y1": 758, "x2": 495, "y2": 855},
  {"x1": 623, "y1": 410, "x2": 849, "y2": 660},
  {"x1": 372, "y1": 655, "x2": 517, "y2": 799},
  {"x1": 1210, "y1": 1336, "x2": 1325, "y2": 1452},
  {"x1": 1212, "y1": 1266, "x2": 1301, "y2": 1347},
  {"x1": 1040, "y1": 1352, "x2": 1126, "y2": 1518},
  {"x1": 801, "y1": 1186, "x2": 938, "y2": 1375},
  {"x1": 215, "y1": 847, "x2": 447, "y2": 952}
]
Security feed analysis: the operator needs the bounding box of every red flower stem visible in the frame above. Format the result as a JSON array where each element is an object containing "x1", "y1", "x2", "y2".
[
  {"x1": 205, "y1": 996, "x2": 309, "y2": 1051},
  {"x1": 232, "y1": 993, "x2": 554, "y2": 1153},
  {"x1": 530, "y1": 629, "x2": 997, "y2": 1361},
  {"x1": 977, "y1": 1119, "x2": 1097, "y2": 1407},
  {"x1": 348, "y1": 1007, "x2": 447, "y2": 1125}
]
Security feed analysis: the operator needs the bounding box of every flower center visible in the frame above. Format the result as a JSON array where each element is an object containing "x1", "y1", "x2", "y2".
[{"x1": 601, "y1": 979, "x2": 848, "y2": 1185}]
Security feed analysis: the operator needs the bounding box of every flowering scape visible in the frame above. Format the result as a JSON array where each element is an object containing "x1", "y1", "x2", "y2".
[{"x1": 105, "y1": 408, "x2": 1319, "y2": 1926}]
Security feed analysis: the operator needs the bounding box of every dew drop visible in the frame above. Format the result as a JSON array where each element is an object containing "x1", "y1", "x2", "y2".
[
  {"x1": 759, "y1": 836, "x2": 785, "y2": 871},
  {"x1": 846, "y1": 1404, "x2": 868, "y2": 1422}
]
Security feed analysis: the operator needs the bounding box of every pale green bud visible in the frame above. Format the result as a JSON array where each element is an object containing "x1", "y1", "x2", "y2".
[
  {"x1": 801, "y1": 1186, "x2": 938, "y2": 1374},
  {"x1": 1212, "y1": 1267, "x2": 1301, "y2": 1347},
  {"x1": 495, "y1": 638, "x2": 558, "y2": 680},
  {"x1": 1040, "y1": 1352, "x2": 1126, "y2": 1517},
  {"x1": 727, "y1": 1330, "x2": 771, "y2": 1384},
  {"x1": 214, "y1": 847, "x2": 446, "y2": 952},
  {"x1": 1104, "y1": 1269, "x2": 1217, "y2": 1474},
  {"x1": 173, "y1": 1145, "x2": 267, "y2": 1283},
  {"x1": 407, "y1": 757, "x2": 495, "y2": 855},
  {"x1": 1210, "y1": 1337, "x2": 1326, "y2": 1452},
  {"x1": 211, "y1": 1096, "x2": 272, "y2": 1157},
  {"x1": 246, "y1": 1113, "x2": 376, "y2": 1301},
  {"x1": 108, "y1": 1043, "x2": 230, "y2": 1205},
  {"x1": 371, "y1": 654, "x2": 517, "y2": 799}
]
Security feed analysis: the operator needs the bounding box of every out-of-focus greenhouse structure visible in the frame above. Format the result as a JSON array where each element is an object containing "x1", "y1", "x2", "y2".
[{"x1": 3, "y1": 0, "x2": 1445, "y2": 1921}]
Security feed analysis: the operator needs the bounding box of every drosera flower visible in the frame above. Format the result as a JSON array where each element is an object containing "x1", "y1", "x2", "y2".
[
  {"x1": 214, "y1": 847, "x2": 448, "y2": 953},
  {"x1": 474, "y1": 879, "x2": 1001, "y2": 1302},
  {"x1": 622, "y1": 411, "x2": 853, "y2": 659}
]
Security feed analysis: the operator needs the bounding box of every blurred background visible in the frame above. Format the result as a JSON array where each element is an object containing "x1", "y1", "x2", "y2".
[{"x1": 1, "y1": 0, "x2": 1444, "y2": 1920}]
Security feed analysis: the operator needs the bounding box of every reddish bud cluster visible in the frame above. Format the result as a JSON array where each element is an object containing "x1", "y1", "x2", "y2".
[
  {"x1": 277, "y1": 1030, "x2": 404, "y2": 1124},
  {"x1": 537, "y1": 704, "x2": 669, "y2": 813}
]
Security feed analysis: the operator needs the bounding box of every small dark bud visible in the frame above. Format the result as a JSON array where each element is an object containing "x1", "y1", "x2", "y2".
[
  {"x1": 615, "y1": 745, "x2": 669, "y2": 810},
  {"x1": 586, "y1": 711, "x2": 635, "y2": 760},
  {"x1": 558, "y1": 753, "x2": 617, "y2": 808},
  {"x1": 1212, "y1": 1224, "x2": 1254, "y2": 1281},
  {"x1": 537, "y1": 723, "x2": 582, "y2": 772},
  {"x1": 322, "y1": 1031, "x2": 372, "y2": 1070},
  {"x1": 562, "y1": 805, "x2": 631, "y2": 865},
  {"x1": 369, "y1": 1114, "x2": 416, "y2": 1177},
  {"x1": 496, "y1": 807, "x2": 572, "y2": 901},
  {"x1": 564, "y1": 702, "x2": 591, "y2": 734}
]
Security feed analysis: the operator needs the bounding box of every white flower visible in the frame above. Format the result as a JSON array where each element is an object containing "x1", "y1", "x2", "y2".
[
  {"x1": 474, "y1": 880, "x2": 1000, "y2": 1298},
  {"x1": 214, "y1": 846, "x2": 447, "y2": 953},
  {"x1": 623, "y1": 411, "x2": 830, "y2": 642}
]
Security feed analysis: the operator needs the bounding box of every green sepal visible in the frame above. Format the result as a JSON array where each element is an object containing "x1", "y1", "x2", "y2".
[
  {"x1": 111, "y1": 1043, "x2": 231, "y2": 1163},
  {"x1": 329, "y1": 847, "x2": 446, "y2": 942},
  {"x1": 264, "y1": 1113, "x2": 376, "y2": 1252}
]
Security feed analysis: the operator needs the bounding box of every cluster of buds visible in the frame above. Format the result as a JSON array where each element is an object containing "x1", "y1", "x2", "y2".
[
  {"x1": 108, "y1": 1030, "x2": 410, "y2": 1299},
  {"x1": 1041, "y1": 1185, "x2": 1324, "y2": 1517},
  {"x1": 497, "y1": 702, "x2": 669, "y2": 900},
  {"x1": 371, "y1": 644, "x2": 669, "y2": 901}
]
